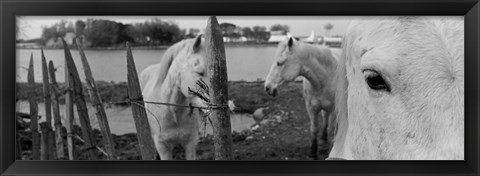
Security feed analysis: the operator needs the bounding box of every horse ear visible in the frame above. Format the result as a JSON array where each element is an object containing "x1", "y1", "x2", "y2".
[
  {"x1": 193, "y1": 34, "x2": 202, "y2": 53},
  {"x1": 288, "y1": 37, "x2": 294, "y2": 48}
]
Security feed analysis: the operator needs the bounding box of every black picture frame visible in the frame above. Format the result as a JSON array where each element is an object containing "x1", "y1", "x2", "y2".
[{"x1": 1, "y1": 0, "x2": 479, "y2": 175}]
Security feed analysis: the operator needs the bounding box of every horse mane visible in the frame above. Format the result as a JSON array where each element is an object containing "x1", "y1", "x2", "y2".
[
  {"x1": 303, "y1": 43, "x2": 338, "y2": 69},
  {"x1": 331, "y1": 17, "x2": 371, "y2": 155},
  {"x1": 281, "y1": 40, "x2": 338, "y2": 70},
  {"x1": 331, "y1": 34, "x2": 350, "y2": 152},
  {"x1": 154, "y1": 38, "x2": 196, "y2": 86}
]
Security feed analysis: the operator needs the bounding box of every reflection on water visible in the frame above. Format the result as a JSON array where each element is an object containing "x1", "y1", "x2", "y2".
[{"x1": 16, "y1": 101, "x2": 255, "y2": 135}]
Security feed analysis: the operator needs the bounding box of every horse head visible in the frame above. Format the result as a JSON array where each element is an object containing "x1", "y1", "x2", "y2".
[
  {"x1": 329, "y1": 17, "x2": 464, "y2": 160},
  {"x1": 264, "y1": 36, "x2": 302, "y2": 97},
  {"x1": 175, "y1": 35, "x2": 210, "y2": 108}
]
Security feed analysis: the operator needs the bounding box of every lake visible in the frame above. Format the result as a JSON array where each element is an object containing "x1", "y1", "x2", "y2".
[
  {"x1": 16, "y1": 46, "x2": 277, "y2": 135},
  {"x1": 16, "y1": 46, "x2": 278, "y2": 83}
]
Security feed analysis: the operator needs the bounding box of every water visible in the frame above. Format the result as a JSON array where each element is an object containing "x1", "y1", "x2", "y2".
[
  {"x1": 16, "y1": 46, "x2": 274, "y2": 135},
  {"x1": 16, "y1": 46, "x2": 278, "y2": 83},
  {"x1": 16, "y1": 101, "x2": 256, "y2": 135}
]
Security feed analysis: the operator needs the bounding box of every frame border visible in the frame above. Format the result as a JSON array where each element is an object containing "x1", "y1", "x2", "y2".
[{"x1": 1, "y1": 0, "x2": 479, "y2": 175}]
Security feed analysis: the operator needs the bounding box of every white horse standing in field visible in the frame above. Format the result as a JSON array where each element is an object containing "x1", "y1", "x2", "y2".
[
  {"x1": 264, "y1": 37, "x2": 340, "y2": 159},
  {"x1": 140, "y1": 35, "x2": 209, "y2": 160},
  {"x1": 328, "y1": 17, "x2": 464, "y2": 160}
]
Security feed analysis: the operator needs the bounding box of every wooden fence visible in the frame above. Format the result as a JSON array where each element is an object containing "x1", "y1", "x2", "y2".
[{"x1": 17, "y1": 16, "x2": 233, "y2": 160}]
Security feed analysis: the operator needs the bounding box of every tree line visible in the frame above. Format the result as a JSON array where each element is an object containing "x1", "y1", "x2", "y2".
[
  {"x1": 39, "y1": 18, "x2": 292, "y2": 47},
  {"x1": 219, "y1": 23, "x2": 290, "y2": 42},
  {"x1": 40, "y1": 18, "x2": 188, "y2": 47}
]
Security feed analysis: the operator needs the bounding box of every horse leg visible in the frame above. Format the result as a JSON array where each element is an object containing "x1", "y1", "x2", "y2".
[
  {"x1": 154, "y1": 137, "x2": 173, "y2": 160},
  {"x1": 321, "y1": 110, "x2": 332, "y2": 149},
  {"x1": 184, "y1": 138, "x2": 198, "y2": 160},
  {"x1": 158, "y1": 143, "x2": 173, "y2": 160},
  {"x1": 307, "y1": 104, "x2": 320, "y2": 160}
]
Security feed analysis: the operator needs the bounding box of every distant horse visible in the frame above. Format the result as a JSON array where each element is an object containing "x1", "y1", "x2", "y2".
[
  {"x1": 140, "y1": 35, "x2": 208, "y2": 160},
  {"x1": 264, "y1": 37, "x2": 340, "y2": 159},
  {"x1": 328, "y1": 17, "x2": 464, "y2": 160}
]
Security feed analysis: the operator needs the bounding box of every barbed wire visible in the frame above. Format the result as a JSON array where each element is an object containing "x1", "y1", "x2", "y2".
[
  {"x1": 111, "y1": 79, "x2": 228, "y2": 111},
  {"x1": 128, "y1": 98, "x2": 228, "y2": 110}
]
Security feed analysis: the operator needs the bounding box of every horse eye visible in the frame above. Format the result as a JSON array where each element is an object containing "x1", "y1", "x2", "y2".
[
  {"x1": 198, "y1": 72, "x2": 205, "y2": 77},
  {"x1": 277, "y1": 61, "x2": 283, "y2": 66},
  {"x1": 364, "y1": 70, "x2": 390, "y2": 92}
]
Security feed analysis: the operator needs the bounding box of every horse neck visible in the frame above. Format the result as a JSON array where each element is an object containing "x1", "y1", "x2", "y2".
[
  {"x1": 297, "y1": 44, "x2": 336, "y2": 89},
  {"x1": 154, "y1": 40, "x2": 189, "y2": 88},
  {"x1": 159, "y1": 65, "x2": 188, "y2": 108}
]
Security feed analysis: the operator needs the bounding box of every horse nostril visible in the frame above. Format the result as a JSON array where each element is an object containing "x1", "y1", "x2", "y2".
[{"x1": 265, "y1": 86, "x2": 270, "y2": 93}]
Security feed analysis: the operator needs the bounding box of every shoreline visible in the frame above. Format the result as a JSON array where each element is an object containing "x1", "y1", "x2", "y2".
[
  {"x1": 16, "y1": 42, "x2": 279, "y2": 51},
  {"x1": 16, "y1": 80, "x2": 301, "y2": 113}
]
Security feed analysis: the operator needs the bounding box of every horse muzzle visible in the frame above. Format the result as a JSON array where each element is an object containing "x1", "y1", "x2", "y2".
[{"x1": 264, "y1": 85, "x2": 278, "y2": 97}]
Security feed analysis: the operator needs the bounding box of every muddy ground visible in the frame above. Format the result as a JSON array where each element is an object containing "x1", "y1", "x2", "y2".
[{"x1": 17, "y1": 81, "x2": 331, "y2": 160}]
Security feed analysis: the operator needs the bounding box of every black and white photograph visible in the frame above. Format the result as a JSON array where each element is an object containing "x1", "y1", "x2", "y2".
[{"x1": 15, "y1": 15, "x2": 464, "y2": 161}]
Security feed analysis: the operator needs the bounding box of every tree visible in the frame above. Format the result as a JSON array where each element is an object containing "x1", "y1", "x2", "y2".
[
  {"x1": 84, "y1": 19, "x2": 123, "y2": 47},
  {"x1": 132, "y1": 18, "x2": 184, "y2": 45},
  {"x1": 241, "y1": 27, "x2": 254, "y2": 40},
  {"x1": 270, "y1": 24, "x2": 290, "y2": 34},
  {"x1": 324, "y1": 23, "x2": 334, "y2": 37},
  {"x1": 252, "y1": 26, "x2": 270, "y2": 42},
  {"x1": 219, "y1": 23, "x2": 237, "y2": 36},
  {"x1": 75, "y1": 20, "x2": 86, "y2": 37},
  {"x1": 40, "y1": 20, "x2": 74, "y2": 44},
  {"x1": 184, "y1": 28, "x2": 201, "y2": 39},
  {"x1": 189, "y1": 28, "x2": 200, "y2": 35}
]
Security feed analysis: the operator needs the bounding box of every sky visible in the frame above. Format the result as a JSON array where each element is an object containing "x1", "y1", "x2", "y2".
[{"x1": 17, "y1": 16, "x2": 351, "y2": 40}]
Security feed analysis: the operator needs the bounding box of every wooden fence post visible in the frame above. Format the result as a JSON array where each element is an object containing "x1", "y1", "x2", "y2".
[
  {"x1": 41, "y1": 49, "x2": 56, "y2": 160},
  {"x1": 64, "y1": 49, "x2": 76, "y2": 160},
  {"x1": 48, "y1": 61, "x2": 65, "y2": 159},
  {"x1": 62, "y1": 39, "x2": 98, "y2": 160},
  {"x1": 126, "y1": 43, "x2": 157, "y2": 160},
  {"x1": 28, "y1": 53, "x2": 41, "y2": 160},
  {"x1": 75, "y1": 39, "x2": 116, "y2": 160},
  {"x1": 205, "y1": 16, "x2": 233, "y2": 160}
]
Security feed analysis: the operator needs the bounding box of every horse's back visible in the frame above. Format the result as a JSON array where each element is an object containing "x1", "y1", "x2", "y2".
[
  {"x1": 140, "y1": 39, "x2": 192, "y2": 92},
  {"x1": 140, "y1": 64, "x2": 161, "y2": 91}
]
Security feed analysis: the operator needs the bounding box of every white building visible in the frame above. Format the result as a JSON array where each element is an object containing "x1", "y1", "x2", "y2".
[
  {"x1": 267, "y1": 30, "x2": 288, "y2": 43},
  {"x1": 223, "y1": 36, "x2": 248, "y2": 43}
]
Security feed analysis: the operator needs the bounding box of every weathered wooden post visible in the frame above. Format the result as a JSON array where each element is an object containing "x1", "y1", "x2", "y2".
[
  {"x1": 28, "y1": 53, "x2": 41, "y2": 160},
  {"x1": 39, "y1": 123, "x2": 49, "y2": 160},
  {"x1": 205, "y1": 16, "x2": 233, "y2": 160},
  {"x1": 41, "y1": 49, "x2": 56, "y2": 160},
  {"x1": 48, "y1": 61, "x2": 65, "y2": 159},
  {"x1": 126, "y1": 43, "x2": 157, "y2": 160},
  {"x1": 75, "y1": 39, "x2": 116, "y2": 160},
  {"x1": 62, "y1": 39, "x2": 98, "y2": 160},
  {"x1": 64, "y1": 50, "x2": 76, "y2": 160}
]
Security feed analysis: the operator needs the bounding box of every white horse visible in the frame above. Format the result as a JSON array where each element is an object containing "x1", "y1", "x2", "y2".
[
  {"x1": 264, "y1": 37, "x2": 340, "y2": 159},
  {"x1": 140, "y1": 35, "x2": 209, "y2": 160},
  {"x1": 328, "y1": 17, "x2": 464, "y2": 160}
]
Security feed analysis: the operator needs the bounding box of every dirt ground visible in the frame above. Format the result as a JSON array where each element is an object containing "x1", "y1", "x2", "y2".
[{"x1": 17, "y1": 81, "x2": 332, "y2": 160}]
